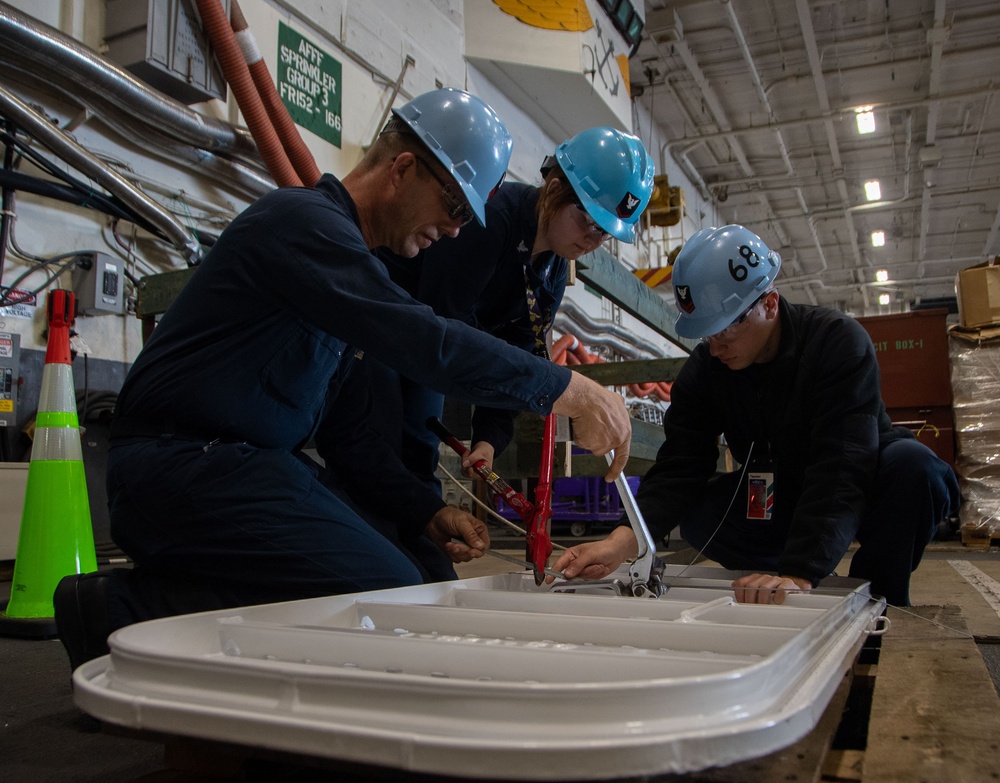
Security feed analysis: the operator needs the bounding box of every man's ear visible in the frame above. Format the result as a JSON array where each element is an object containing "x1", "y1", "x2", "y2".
[
  {"x1": 764, "y1": 290, "x2": 780, "y2": 319},
  {"x1": 389, "y1": 151, "x2": 418, "y2": 188}
]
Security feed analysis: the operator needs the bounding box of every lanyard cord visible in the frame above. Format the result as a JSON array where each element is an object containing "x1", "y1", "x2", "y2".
[
  {"x1": 666, "y1": 441, "x2": 755, "y2": 582},
  {"x1": 523, "y1": 263, "x2": 552, "y2": 358}
]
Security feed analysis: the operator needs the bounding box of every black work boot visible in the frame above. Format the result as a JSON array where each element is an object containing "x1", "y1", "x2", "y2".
[{"x1": 53, "y1": 571, "x2": 113, "y2": 673}]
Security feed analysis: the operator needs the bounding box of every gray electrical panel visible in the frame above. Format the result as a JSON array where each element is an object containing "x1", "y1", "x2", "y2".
[
  {"x1": 73, "y1": 252, "x2": 125, "y2": 316},
  {"x1": 104, "y1": 0, "x2": 229, "y2": 105},
  {"x1": 0, "y1": 331, "x2": 19, "y2": 428}
]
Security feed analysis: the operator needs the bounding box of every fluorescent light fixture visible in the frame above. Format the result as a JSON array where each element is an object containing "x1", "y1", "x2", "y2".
[
  {"x1": 871, "y1": 231, "x2": 885, "y2": 247},
  {"x1": 864, "y1": 180, "x2": 881, "y2": 201},
  {"x1": 876, "y1": 269, "x2": 889, "y2": 282},
  {"x1": 855, "y1": 106, "x2": 875, "y2": 134},
  {"x1": 878, "y1": 293, "x2": 890, "y2": 306}
]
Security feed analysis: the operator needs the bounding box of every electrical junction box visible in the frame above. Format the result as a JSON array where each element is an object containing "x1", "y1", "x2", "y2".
[
  {"x1": 0, "y1": 331, "x2": 19, "y2": 428},
  {"x1": 73, "y1": 252, "x2": 125, "y2": 316},
  {"x1": 104, "y1": 0, "x2": 229, "y2": 105}
]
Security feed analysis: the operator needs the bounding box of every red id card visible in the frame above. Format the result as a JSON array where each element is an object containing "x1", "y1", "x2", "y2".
[{"x1": 747, "y1": 471, "x2": 774, "y2": 520}]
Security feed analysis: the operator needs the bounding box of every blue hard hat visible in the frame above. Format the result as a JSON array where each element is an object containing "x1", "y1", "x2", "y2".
[
  {"x1": 392, "y1": 88, "x2": 512, "y2": 227},
  {"x1": 554, "y1": 127, "x2": 655, "y2": 243},
  {"x1": 672, "y1": 225, "x2": 782, "y2": 338}
]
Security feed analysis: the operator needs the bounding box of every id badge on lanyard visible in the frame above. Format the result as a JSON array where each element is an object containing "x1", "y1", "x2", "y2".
[{"x1": 747, "y1": 471, "x2": 774, "y2": 520}]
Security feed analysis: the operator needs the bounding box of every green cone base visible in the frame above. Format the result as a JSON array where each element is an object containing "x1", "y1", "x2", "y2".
[
  {"x1": 0, "y1": 601, "x2": 59, "y2": 639},
  {"x1": 3, "y1": 460, "x2": 97, "y2": 620}
]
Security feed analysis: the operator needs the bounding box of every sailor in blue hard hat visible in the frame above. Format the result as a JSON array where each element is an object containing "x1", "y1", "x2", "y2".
[{"x1": 551, "y1": 224, "x2": 959, "y2": 609}]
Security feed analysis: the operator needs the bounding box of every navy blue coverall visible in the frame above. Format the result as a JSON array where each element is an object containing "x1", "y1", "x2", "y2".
[
  {"x1": 372, "y1": 182, "x2": 570, "y2": 485},
  {"x1": 636, "y1": 297, "x2": 959, "y2": 606},
  {"x1": 105, "y1": 175, "x2": 571, "y2": 625},
  {"x1": 324, "y1": 183, "x2": 569, "y2": 581}
]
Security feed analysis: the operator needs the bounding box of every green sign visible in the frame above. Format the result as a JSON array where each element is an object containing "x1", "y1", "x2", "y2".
[{"x1": 277, "y1": 22, "x2": 342, "y2": 147}]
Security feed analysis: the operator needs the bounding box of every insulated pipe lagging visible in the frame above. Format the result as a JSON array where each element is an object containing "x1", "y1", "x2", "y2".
[
  {"x1": 0, "y1": 84, "x2": 202, "y2": 264},
  {"x1": 553, "y1": 330, "x2": 672, "y2": 402},
  {"x1": 556, "y1": 299, "x2": 664, "y2": 359},
  {"x1": 230, "y1": 0, "x2": 321, "y2": 187},
  {"x1": 549, "y1": 333, "x2": 578, "y2": 364},
  {"x1": 195, "y1": 0, "x2": 301, "y2": 187},
  {"x1": 553, "y1": 315, "x2": 654, "y2": 361},
  {"x1": 0, "y1": 1, "x2": 255, "y2": 159},
  {"x1": 0, "y1": 1, "x2": 274, "y2": 199}
]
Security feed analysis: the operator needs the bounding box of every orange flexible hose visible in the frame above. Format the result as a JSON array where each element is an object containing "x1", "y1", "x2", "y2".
[
  {"x1": 557, "y1": 331, "x2": 672, "y2": 402},
  {"x1": 195, "y1": 0, "x2": 301, "y2": 187},
  {"x1": 550, "y1": 334, "x2": 577, "y2": 365},
  {"x1": 230, "y1": 0, "x2": 321, "y2": 187}
]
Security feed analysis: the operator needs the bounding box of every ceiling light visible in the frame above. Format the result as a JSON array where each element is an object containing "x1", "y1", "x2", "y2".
[
  {"x1": 864, "y1": 180, "x2": 881, "y2": 201},
  {"x1": 855, "y1": 106, "x2": 875, "y2": 134},
  {"x1": 878, "y1": 293, "x2": 890, "y2": 306},
  {"x1": 876, "y1": 269, "x2": 889, "y2": 282},
  {"x1": 871, "y1": 231, "x2": 885, "y2": 248}
]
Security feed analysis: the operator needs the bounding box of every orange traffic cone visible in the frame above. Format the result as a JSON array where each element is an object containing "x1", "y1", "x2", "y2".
[{"x1": 0, "y1": 290, "x2": 97, "y2": 638}]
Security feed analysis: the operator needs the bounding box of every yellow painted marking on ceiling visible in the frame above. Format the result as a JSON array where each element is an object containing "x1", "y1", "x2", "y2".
[
  {"x1": 617, "y1": 53, "x2": 630, "y2": 95},
  {"x1": 492, "y1": 0, "x2": 594, "y2": 32}
]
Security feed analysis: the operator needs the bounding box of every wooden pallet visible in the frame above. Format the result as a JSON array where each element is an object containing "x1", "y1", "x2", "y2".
[{"x1": 861, "y1": 605, "x2": 1000, "y2": 782}]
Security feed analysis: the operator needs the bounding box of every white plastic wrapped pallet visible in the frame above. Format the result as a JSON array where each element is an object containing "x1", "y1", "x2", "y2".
[{"x1": 949, "y1": 328, "x2": 1000, "y2": 538}]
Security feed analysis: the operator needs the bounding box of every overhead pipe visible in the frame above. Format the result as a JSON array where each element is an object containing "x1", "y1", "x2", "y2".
[
  {"x1": 369, "y1": 55, "x2": 416, "y2": 149},
  {"x1": 918, "y1": 0, "x2": 949, "y2": 266},
  {"x1": 808, "y1": 182, "x2": 1000, "y2": 220},
  {"x1": 791, "y1": 0, "x2": 867, "y2": 304},
  {"x1": 552, "y1": 321, "x2": 654, "y2": 360},
  {"x1": 0, "y1": 2, "x2": 257, "y2": 160},
  {"x1": 653, "y1": 7, "x2": 789, "y2": 245},
  {"x1": 0, "y1": 2, "x2": 275, "y2": 200},
  {"x1": 555, "y1": 299, "x2": 665, "y2": 359},
  {"x1": 781, "y1": 273, "x2": 963, "y2": 314},
  {"x1": 0, "y1": 84, "x2": 202, "y2": 264},
  {"x1": 721, "y1": 0, "x2": 794, "y2": 178},
  {"x1": 713, "y1": 110, "x2": 912, "y2": 214},
  {"x1": 724, "y1": 0, "x2": 804, "y2": 259},
  {"x1": 229, "y1": 0, "x2": 320, "y2": 186},
  {"x1": 195, "y1": 0, "x2": 301, "y2": 187},
  {"x1": 664, "y1": 83, "x2": 1000, "y2": 155},
  {"x1": 648, "y1": 73, "x2": 712, "y2": 204}
]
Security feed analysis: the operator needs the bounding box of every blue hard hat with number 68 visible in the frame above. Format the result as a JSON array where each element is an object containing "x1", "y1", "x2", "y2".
[
  {"x1": 554, "y1": 127, "x2": 655, "y2": 243},
  {"x1": 392, "y1": 88, "x2": 513, "y2": 227},
  {"x1": 672, "y1": 225, "x2": 782, "y2": 339}
]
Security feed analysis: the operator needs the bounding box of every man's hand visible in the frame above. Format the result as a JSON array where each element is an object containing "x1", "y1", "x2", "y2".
[
  {"x1": 546, "y1": 526, "x2": 639, "y2": 583},
  {"x1": 551, "y1": 372, "x2": 632, "y2": 481},
  {"x1": 731, "y1": 573, "x2": 813, "y2": 605},
  {"x1": 425, "y1": 506, "x2": 490, "y2": 563},
  {"x1": 461, "y1": 441, "x2": 495, "y2": 478}
]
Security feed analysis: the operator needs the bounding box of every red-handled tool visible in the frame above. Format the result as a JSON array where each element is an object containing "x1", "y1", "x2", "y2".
[
  {"x1": 426, "y1": 418, "x2": 535, "y2": 524},
  {"x1": 526, "y1": 414, "x2": 556, "y2": 585}
]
